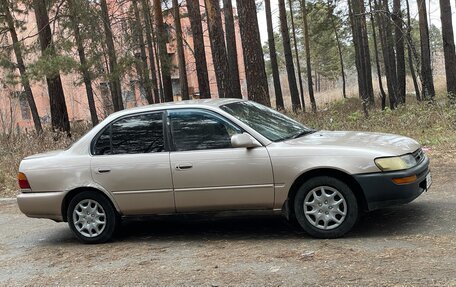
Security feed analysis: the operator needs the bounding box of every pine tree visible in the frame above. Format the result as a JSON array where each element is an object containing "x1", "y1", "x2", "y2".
[
  {"x1": 33, "y1": 0, "x2": 70, "y2": 133},
  {"x1": 279, "y1": 0, "x2": 301, "y2": 110},
  {"x1": 204, "y1": 0, "x2": 233, "y2": 98},
  {"x1": 236, "y1": 0, "x2": 270, "y2": 106},
  {"x1": 187, "y1": 0, "x2": 211, "y2": 99},
  {"x1": 0, "y1": 0, "x2": 42, "y2": 133},
  {"x1": 265, "y1": 0, "x2": 284, "y2": 109}
]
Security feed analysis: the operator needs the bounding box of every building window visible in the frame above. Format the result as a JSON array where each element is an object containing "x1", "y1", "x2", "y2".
[{"x1": 12, "y1": 91, "x2": 31, "y2": 120}]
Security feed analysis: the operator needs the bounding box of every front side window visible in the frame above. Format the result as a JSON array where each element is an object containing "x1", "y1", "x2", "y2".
[
  {"x1": 169, "y1": 110, "x2": 242, "y2": 151},
  {"x1": 93, "y1": 112, "x2": 165, "y2": 155}
]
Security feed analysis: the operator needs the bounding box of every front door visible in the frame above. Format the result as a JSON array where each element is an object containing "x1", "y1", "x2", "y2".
[
  {"x1": 91, "y1": 111, "x2": 174, "y2": 215},
  {"x1": 168, "y1": 109, "x2": 274, "y2": 212}
]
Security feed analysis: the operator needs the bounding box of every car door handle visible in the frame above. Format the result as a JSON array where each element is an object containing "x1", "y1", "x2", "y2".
[
  {"x1": 176, "y1": 163, "x2": 193, "y2": 170},
  {"x1": 97, "y1": 169, "x2": 111, "y2": 173}
]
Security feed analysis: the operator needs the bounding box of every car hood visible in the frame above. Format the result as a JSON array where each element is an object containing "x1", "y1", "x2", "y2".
[{"x1": 283, "y1": 130, "x2": 421, "y2": 156}]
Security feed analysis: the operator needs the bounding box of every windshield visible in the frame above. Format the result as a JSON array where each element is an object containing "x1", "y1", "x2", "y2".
[{"x1": 220, "y1": 101, "x2": 314, "y2": 142}]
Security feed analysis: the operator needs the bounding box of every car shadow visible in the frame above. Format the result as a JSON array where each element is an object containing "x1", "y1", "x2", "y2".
[
  {"x1": 113, "y1": 201, "x2": 433, "y2": 242},
  {"x1": 115, "y1": 212, "x2": 306, "y2": 242}
]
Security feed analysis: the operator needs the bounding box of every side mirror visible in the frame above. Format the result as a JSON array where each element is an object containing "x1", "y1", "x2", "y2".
[{"x1": 231, "y1": 133, "x2": 261, "y2": 148}]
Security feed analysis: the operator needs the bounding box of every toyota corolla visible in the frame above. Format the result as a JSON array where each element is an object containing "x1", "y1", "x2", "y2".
[{"x1": 17, "y1": 99, "x2": 431, "y2": 243}]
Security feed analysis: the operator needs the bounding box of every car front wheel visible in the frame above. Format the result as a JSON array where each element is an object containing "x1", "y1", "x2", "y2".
[
  {"x1": 67, "y1": 191, "x2": 118, "y2": 244},
  {"x1": 294, "y1": 176, "x2": 358, "y2": 238}
]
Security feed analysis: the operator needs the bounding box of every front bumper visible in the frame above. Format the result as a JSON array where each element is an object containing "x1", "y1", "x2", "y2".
[
  {"x1": 354, "y1": 156, "x2": 430, "y2": 211},
  {"x1": 16, "y1": 191, "x2": 65, "y2": 222}
]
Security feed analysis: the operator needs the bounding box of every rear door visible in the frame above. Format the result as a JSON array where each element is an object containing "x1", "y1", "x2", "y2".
[
  {"x1": 91, "y1": 111, "x2": 174, "y2": 215},
  {"x1": 168, "y1": 109, "x2": 274, "y2": 212}
]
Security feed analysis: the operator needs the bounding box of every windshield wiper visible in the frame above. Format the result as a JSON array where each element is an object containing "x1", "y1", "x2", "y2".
[
  {"x1": 277, "y1": 129, "x2": 317, "y2": 142},
  {"x1": 291, "y1": 129, "x2": 317, "y2": 139}
]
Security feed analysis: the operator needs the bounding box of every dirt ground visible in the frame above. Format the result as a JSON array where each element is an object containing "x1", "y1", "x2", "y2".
[{"x1": 0, "y1": 160, "x2": 455, "y2": 286}]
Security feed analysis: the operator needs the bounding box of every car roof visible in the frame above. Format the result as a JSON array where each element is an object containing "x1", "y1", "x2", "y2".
[{"x1": 110, "y1": 98, "x2": 244, "y2": 117}]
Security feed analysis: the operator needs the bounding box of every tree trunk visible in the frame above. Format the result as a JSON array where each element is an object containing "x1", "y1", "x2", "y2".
[
  {"x1": 405, "y1": 0, "x2": 421, "y2": 101},
  {"x1": 288, "y1": 0, "x2": 305, "y2": 111},
  {"x1": 187, "y1": 0, "x2": 211, "y2": 99},
  {"x1": 265, "y1": 0, "x2": 284, "y2": 109},
  {"x1": 204, "y1": 0, "x2": 234, "y2": 98},
  {"x1": 377, "y1": 0, "x2": 398, "y2": 109},
  {"x1": 68, "y1": 0, "x2": 98, "y2": 126},
  {"x1": 368, "y1": 0, "x2": 387, "y2": 109},
  {"x1": 439, "y1": 0, "x2": 456, "y2": 99},
  {"x1": 393, "y1": 0, "x2": 406, "y2": 104},
  {"x1": 33, "y1": 0, "x2": 70, "y2": 134},
  {"x1": 348, "y1": 0, "x2": 370, "y2": 116},
  {"x1": 223, "y1": 0, "x2": 242, "y2": 98},
  {"x1": 327, "y1": 1, "x2": 346, "y2": 99},
  {"x1": 154, "y1": 0, "x2": 174, "y2": 102},
  {"x1": 417, "y1": 0, "x2": 435, "y2": 100},
  {"x1": 359, "y1": 0, "x2": 375, "y2": 107},
  {"x1": 1, "y1": 0, "x2": 42, "y2": 133},
  {"x1": 236, "y1": 0, "x2": 270, "y2": 106},
  {"x1": 141, "y1": 0, "x2": 160, "y2": 103},
  {"x1": 301, "y1": 0, "x2": 317, "y2": 112},
  {"x1": 279, "y1": 0, "x2": 301, "y2": 111},
  {"x1": 172, "y1": 0, "x2": 189, "y2": 100},
  {"x1": 100, "y1": 0, "x2": 124, "y2": 111},
  {"x1": 132, "y1": 0, "x2": 155, "y2": 104}
]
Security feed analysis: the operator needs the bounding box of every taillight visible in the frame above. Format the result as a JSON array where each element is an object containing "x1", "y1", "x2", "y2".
[{"x1": 17, "y1": 172, "x2": 31, "y2": 189}]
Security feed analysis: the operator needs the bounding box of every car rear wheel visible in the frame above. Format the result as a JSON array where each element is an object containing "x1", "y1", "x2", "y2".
[
  {"x1": 67, "y1": 191, "x2": 118, "y2": 244},
  {"x1": 294, "y1": 176, "x2": 358, "y2": 238}
]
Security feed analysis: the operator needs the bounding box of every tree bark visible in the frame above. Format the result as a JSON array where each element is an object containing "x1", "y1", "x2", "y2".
[
  {"x1": 288, "y1": 0, "x2": 305, "y2": 111},
  {"x1": 204, "y1": 0, "x2": 234, "y2": 98},
  {"x1": 265, "y1": 0, "x2": 284, "y2": 109},
  {"x1": 100, "y1": 0, "x2": 124, "y2": 111},
  {"x1": 187, "y1": 0, "x2": 211, "y2": 99},
  {"x1": 236, "y1": 0, "x2": 270, "y2": 106},
  {"x1": 348, "y1": 0, "x2": 370, "y2": 116},
  {"x1": 439, "y1": 0, "x2": 456, "y2": 99},
  {"x1": 301, "y1": 0, "x2": 317, "y2": 112},
  {"x1": 279, "y1": 0, "x2": 301, "y2": 110},
  {"x1": 393, "y1": 0, "x2": 406, "y2": 104},
  {"x1": 141, "y1": 0, "x2": 160, "y2": 103},
  {"x1": 132, "y1": 0, "x2": 155, "y2": 104},
  {"x1": 33, "y1": 0, "x2": 70, "y2": 134},
  {"x1": 377, "y1": 0, "x2": 398, "y2": 109},
  {"x1": 154, "y1": 0, "x2": 174, "y2": 102},
  {"x1": 223, "y1": 0, "x2": 242, "y2": 98},
  {"x1": 368, "y1": 0, "x2": 387, "y2": 109},
  {"x1": 417, "y1": 0, "x2": 435, "y2": 100},
  {"x1": 172, "y1": 0, "x2": 189, "y2": 100},
  {"x1": 1, "y1": 0, "x2": 42, "y2": 133}
]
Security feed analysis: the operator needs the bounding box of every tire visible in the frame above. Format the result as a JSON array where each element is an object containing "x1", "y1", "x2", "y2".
[
  {"x1": 67, "y1": 191, "x2": 118, "y2": 244},
  {"x1": 293, "y1": 176, "x2": 358, "y2": 239}
]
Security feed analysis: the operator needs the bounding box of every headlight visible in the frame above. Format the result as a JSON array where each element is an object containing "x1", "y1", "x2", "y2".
[{"x1": 375, "y1": 154, "x2": 417, "y2": 171}]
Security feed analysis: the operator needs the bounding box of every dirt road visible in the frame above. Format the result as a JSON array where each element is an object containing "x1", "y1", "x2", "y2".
[{"x1": 1, "y1": 162, "x2": 455, "y2": 286}]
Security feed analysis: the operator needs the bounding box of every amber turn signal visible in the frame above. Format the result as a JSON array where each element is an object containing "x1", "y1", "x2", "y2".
[
  {"x1": 392, "y1": 175, "x2": 417, "y2": 185},
  {"x1": 17, "y1": 172, "x2": 31, "y2": 189}
]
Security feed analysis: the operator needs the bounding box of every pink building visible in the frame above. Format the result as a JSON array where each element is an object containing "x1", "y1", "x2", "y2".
[{"x1": 0, "y1": 1, "x2": 247, "y2": 133}]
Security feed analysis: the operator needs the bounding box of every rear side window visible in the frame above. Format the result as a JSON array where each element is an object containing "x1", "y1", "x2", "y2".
[{"x1": 93, "y1": 112, "x2": 165, "y2": 155}]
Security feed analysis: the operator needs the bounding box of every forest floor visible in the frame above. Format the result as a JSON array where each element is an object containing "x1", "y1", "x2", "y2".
[{"x1": 0, "y1": 156, "x2": 455, "y2": 286}]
